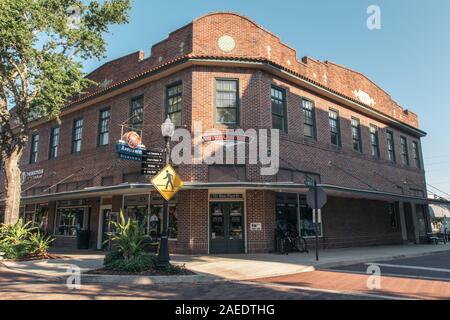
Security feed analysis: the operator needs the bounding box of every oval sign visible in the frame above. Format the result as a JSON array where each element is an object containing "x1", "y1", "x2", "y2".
[{"x1": 122, "y1": 131, "x2": 142, "y2": 149}]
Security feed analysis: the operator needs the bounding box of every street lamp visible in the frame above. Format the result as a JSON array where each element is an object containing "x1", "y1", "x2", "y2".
[{"x1": 156, "y1": 116, "x2": 175, "y2": 269}]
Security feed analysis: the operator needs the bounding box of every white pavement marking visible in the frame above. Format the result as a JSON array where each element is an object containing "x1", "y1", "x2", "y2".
[
  {"x1": 365, "y1": 263, "x2": 450, "y2": 274},
  {"x1": 325, "y1": 269, "x2": 450, "y2": 282},
  {"x1": 243, "y1": 281, "x2": 413, "y2": 300}
]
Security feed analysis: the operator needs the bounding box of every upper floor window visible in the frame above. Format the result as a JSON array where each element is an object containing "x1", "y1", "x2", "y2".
[
  {"x1": 130, "y1": 96, "x2": 144, "y2": 131},
  {"x1": 98, "y1": 108, "x2": 111, "y2": 146},
  {"x1": 166, "y1": 83, "x2": 182, "y2": 126},
  {"x1": 302, "y1": 98, "x2": 316, "y2": 139},
  {"x1": 271, "y1": 86, "x2": 287, "y2": 132},
  {"x1": 412, "y1": 141, "x2": 421, "y2": 169},
  {"x1": 49, "y1": 127, "x2": 60, "y2": 159},
  {"x1": 370, "y1": 125, "x2": 380, "y2": 158},
  {"x1": 386, "y1": 130, "x2": 396, "y2": 162},
  {"x1": 29, "y1": 133, "x2": 39, "y2": 164},
  {"x1": 328, "y1": 109, "x2": 341, "y2": 147},
  {"x1": 351, "y1": 118, "x2": 362, "y2": 152},
  {"x1": 400, "y1": 136, "x2": 410, "y2": 166},
  {"x1": 72, "y1": 118, "x2": 83, "y2": 153},
  {"x1": 216, "y1": 79, "x2": 238, "y2": 125}
]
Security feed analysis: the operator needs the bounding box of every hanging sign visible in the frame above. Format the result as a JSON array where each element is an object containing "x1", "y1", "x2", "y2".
[
  {"x1": 122, "y1": 131, "x2": 142, "y2": 149},
  {"x1": 115, "y1": 141, "x2": 145, "y2": 161}
]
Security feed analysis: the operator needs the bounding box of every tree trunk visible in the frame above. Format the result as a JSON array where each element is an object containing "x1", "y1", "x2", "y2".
[{"x1": 3, "y1": 146, "x2": 23, "y2": 224}]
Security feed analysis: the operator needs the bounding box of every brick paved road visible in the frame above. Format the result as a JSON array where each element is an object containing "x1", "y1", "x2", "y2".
[{"x1": 0, "y1": 267, "x2": 375, "y2": 300}]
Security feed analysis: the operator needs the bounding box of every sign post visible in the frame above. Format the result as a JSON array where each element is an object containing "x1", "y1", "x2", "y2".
[{"x1": 306, "y1": 181, "x2": 327, "y2": 261}]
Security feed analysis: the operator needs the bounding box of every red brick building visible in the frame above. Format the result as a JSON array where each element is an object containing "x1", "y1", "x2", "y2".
[{"x1": 0, "y1": 13, "x2": 437, "y2": 253}]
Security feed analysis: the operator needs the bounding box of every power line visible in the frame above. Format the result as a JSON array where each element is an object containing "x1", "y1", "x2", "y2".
[{"x1": 427, "y1": 183, "x2": 450, "y2": 198}]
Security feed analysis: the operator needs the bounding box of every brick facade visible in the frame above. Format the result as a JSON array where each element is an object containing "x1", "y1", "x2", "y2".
[{"x1": 0, "y1": 13, "x2": 428, "y2": 253}]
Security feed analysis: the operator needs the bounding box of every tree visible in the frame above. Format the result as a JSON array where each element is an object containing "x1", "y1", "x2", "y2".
[{"x1": 0, "y1": 0, "x2": 131, "y2": 224}]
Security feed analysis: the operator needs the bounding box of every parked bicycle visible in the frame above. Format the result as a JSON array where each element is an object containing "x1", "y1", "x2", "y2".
[{"x1": 276, "y1": 229, "x2": 308, "y2": 254}]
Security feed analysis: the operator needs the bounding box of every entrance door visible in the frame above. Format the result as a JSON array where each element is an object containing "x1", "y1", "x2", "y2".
[
  {"x1": 404, "y1": 203, "x2": 416, "y2": 243},
  {"x1": 100, "y1": 208, "x2": 118, "y2": 250},
  {"x1": 210, "y1": 202, "x2": 245, "y2": 254}
]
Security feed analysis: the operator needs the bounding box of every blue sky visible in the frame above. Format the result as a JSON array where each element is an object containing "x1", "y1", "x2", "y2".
[{"x1": 83, "y1": 0, "x2": 450, "y2": 197}]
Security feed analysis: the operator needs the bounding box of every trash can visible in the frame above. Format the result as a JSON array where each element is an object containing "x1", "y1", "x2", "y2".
[{"x1": 76, "y1": 230, "x2": 91, "y2": 250}]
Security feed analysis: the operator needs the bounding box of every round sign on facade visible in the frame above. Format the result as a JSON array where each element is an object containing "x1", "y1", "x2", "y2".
[{"x1": 122, "y1": 131, "x2": 142, "y2": 149}]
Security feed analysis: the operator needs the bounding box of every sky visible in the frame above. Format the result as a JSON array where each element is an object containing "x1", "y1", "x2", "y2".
[{"x1": 82, "y1": 0, "x2": 450, "y2": 197}]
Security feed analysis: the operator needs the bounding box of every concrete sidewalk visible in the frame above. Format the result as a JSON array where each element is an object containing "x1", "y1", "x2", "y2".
[{"x1": 1, "y1": 244, "x2": 449, "y2": 282}]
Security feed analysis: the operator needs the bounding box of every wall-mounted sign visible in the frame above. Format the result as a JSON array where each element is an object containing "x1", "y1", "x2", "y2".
[
  {"x1": 202, "y1": 133, "x2": 253, "y2": 148},
  {"x1": 209, "y1": 194, "x2": 243, "y2": 200},
  {"x1": 250, "y1": 222, "x2": 262, "y2": 231},
  {"x1": 122, "y1": 131, "x2": 142, "y2": 149},
  {"x1": 21, "y1": 169, "x2": 44, "y2": 183},
  {"x1": 115, "y1": 141, "x2": 145, "y2": 161}
]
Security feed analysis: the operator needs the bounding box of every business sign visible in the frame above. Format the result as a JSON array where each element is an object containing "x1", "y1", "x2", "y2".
[
  {"x1": 21, "y1": 169, "x2": 44, "y2": 183},
  {"x1": 250, "y1": 222, "x2": 262, "y2": 231},
  {"x1": 115, "y1": 141, "x2": 145, "y2": 161},
  {"x1": 202, "y1": 133, "x2": 253, "y2": 148},
  {"x1": 122, "y1": 131, "x2": 142, "y2": 149}
]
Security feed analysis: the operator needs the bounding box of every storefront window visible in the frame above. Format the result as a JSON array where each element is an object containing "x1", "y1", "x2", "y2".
[
  {"x1": 299, "y1": 205, "x2": 322, "y2": 237},
  {"x1": 125, "y1": 194, "x2": 150, "y2": 234},
  {"x1": 128, "y1": 206, "x2": 149, "y2": 232},
  {"x1": 34, "y1": 205, "x2": 49, "y2": 230},
  {"x1": 55, "y1": 207, "x2": 89, "y2": 236}
]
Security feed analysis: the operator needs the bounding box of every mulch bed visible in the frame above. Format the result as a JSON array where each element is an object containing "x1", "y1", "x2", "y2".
[
  {"x1": 1, "y1": 253, "x2": 64, "y2": 262},
  {"x1": 86, "y1": 267, "x2": 196, "y2": 276}
]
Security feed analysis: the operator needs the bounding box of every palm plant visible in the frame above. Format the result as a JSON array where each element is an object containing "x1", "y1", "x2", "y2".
[
  {"x1": 0, "y1": 219, "x2": 34, "y2": 245},
  {"x1": 107, "y1": 210, "x2": 146, "y2": 261},
  {"x1": 27, "y1": 230, "x2": 55, "y2": 257}
]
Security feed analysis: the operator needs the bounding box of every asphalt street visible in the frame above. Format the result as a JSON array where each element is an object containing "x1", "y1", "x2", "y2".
[{"x1": 326, "y1": 250, "x2": 450, "y2": 281}]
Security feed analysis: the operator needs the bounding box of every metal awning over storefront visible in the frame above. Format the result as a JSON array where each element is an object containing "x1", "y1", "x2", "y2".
[{"x1": 13, "y1": 182, "x2": 450, "y2": 206}]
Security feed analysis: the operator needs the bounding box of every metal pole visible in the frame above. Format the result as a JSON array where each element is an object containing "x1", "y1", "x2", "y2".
[
  {"x1": 314, "y1": 180, "x2": 319, "y2": 261},
  {"x1": 157, "y1": 137, "x2": 171, "y2": 269}
]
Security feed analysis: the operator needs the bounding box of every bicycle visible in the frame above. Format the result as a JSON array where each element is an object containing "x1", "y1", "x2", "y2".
[{"x1": 277, "y1": 230, "x2": 308, "y2": 254}]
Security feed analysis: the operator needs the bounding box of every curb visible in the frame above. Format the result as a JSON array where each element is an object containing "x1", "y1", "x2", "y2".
[
  {"x1": 80, "y1": 273, "x2": 217, "y2": 285},
  {"x1": 314, "y1": 248, "x2": 450, "y2": 269}
]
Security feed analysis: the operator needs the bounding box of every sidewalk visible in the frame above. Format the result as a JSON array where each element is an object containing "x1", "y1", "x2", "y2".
[{"x1": 1, "y1": 244, "x2": 449, "y2": 282}]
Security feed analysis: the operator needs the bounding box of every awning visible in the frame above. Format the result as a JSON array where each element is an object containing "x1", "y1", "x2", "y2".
[{"x1": 12, "y1": 182, "x2": 450, "y2": 206}]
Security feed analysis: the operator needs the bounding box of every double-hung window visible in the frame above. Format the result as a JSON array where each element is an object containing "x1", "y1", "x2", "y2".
[
  {"x1": 49, "y1": 127, "x2": 60, "y2": 159},
  {"x1": 370, "y1": 125, "x2": 380, "y2": 158},
  {"x1": 329, "y1": 109, "x2": 341, "y2": 147},
  {"x1": 98, "y1": 108, "x2": 111, "y2": 146},
  {"x1": 271, "y1": 86, "x2": 287, "y2": 132},
  {"x1": 351, "y1": 118, "x2": 362, "y2": 152},
  {"x1": 166, "y1": 83, "x2": 182, "y2": 126},
  {"x1": 130, "y1": 96, "x2": 144, "y2": 131},
  {"x1": 30, "y1": 133, "x2": 39, "y2": 164},
  {"x1": 72, "y1": 118, "x2": 83, "y2": 153},
  {"x1": 412, "y1": 141, "x2": 421, "y2": 169},
  {"x1": 400, "y1": 136, "x2": 410, "y2": 166},
  {"x1": 216, "y1": 79, "x2": 238, "y2": 125},
  {"x1": 302, "y1": 98, "x2": 316, "y2": 139},
  {"x1": 386, "y1": 130, "x2": 396, "y2": 162}
]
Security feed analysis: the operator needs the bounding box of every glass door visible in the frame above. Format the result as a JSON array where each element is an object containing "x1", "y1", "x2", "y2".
[{"x1": 210, "y1": 202, "x2": 244, "y2": 254}]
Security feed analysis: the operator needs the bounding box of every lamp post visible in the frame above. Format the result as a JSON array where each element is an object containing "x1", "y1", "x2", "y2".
[{"x1": 157, "y1": 116, "x2": 175, "y2": 269}]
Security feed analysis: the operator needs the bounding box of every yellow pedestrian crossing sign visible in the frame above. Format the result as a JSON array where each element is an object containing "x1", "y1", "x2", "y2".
[{"x1": 151, "y1": 164, "x2": 184, "y2": 201}]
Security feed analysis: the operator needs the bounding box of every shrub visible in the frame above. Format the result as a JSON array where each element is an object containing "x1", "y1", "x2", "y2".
[
  {"x1": 106, "y1": 210, "x2": 147, "y2": 260},
  {"x1": 105, "y1": 253, "x2": 156, "y2": 272},
  {"x1": 28, "y1": 230, "x2": 55, "y2": 257},
  {"x1": 0, "y1": 219, "x2": 54, "y2": 260}
]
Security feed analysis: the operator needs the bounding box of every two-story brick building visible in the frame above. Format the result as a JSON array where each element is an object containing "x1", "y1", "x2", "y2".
[{"x1": 0, "y1": 12, "x2": 438, "y2": 254}]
